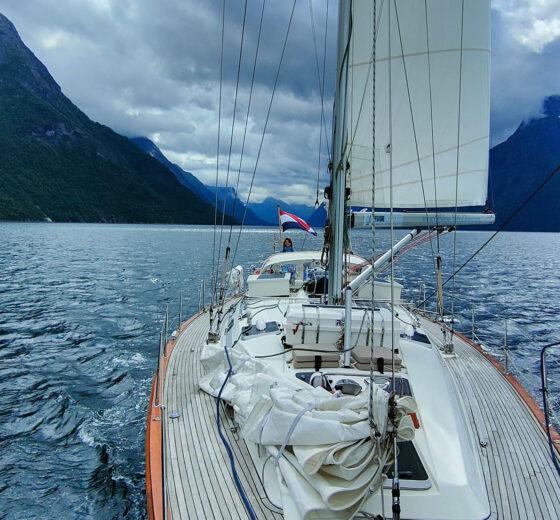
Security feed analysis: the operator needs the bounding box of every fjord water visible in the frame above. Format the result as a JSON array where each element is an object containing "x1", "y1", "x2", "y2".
[{"x1": 1, "y1": 223, "x2": 559, "y2": 519}]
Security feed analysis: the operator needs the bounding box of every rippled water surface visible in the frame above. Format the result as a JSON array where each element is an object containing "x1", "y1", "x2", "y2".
[{"x1": 1, "y1": 223, "x2": 559, "y2": 519}]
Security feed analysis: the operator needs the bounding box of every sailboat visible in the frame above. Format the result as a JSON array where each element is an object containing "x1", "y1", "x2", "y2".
[{"x1": 146, "y1": 1, "x2": 560, "y2": 519}]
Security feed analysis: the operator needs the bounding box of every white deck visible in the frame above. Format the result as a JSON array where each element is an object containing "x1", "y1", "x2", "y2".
[{"x1": 160, "y1": 301, "x2": 560, "y2": 519}]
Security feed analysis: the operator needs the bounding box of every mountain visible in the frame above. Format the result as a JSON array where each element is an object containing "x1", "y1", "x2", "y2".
[
  {"x1": 0, "y1": 14, "x2": 228, "y2": 224},
  {"x1": 248, "y1": 197, "x2": 315, "y2": 225},
  {"x1": 205, "y1": 186, "x2": 271, "y2": 226},
  {"x1": 307, "y1": 202, "x2": 328, "y2": 228},
  {"x1": 489, "y1": 95, "x2": 560, "y2": 231},
  {"x1": 130, "y1": 137, "x2": 216, "y2": 206},
  {"x1": 131, "y1": 136, "x2": 269, "y2": 225}
]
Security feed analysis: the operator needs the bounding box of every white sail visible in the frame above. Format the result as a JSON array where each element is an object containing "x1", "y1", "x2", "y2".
[{"x1": 347, "y1": 0, "x2": 491, "y2": 209}]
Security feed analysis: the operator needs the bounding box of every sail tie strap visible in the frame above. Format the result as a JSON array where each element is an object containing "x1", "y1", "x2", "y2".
[{"x1": 274, "y1": 402, "x2": 315, "y2": 465}]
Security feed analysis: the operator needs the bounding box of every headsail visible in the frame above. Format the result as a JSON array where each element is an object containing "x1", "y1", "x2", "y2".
[{"x1": 346, "y1": 0, "x2": 491, "y2": 211}]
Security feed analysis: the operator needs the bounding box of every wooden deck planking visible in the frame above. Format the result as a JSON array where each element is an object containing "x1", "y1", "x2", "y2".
[
  {"x1": 460, "y1": 348, "x2": 560, "y2": 518},
  {"x1": 160, "y1": 304, "x2": 560, "y2": 519},
  {"x1": 172, "y1": 312, "x2": 243, "y2": 520},
  {"x1": 166, "y1": 314, "x2": 207, "y2": 519},
  {"x1": 185, "y1": 327, "x2": 247, "y2": 520},
  {"x1": 162, "y1": 302, "x2": 282, "y2": 520},
  {"x1": 449, "y1": 340, "x2": 553, "y2": 520},
  {"x1": 420, "y1": 317, "x2": 560, "y2": 519}
]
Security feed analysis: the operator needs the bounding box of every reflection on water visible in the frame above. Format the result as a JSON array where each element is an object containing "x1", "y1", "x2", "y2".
[{"x1": 0, "y1": 222, "x2": 559, "y2": 519}]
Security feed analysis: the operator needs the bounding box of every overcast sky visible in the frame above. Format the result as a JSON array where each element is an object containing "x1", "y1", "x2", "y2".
[{"x1": 2, "y1": 0, "x2": 559, "y2": 206}]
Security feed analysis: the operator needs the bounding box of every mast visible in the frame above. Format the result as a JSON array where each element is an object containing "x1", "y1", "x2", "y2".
[{"x1": 328, "y1": 0, "x2": 351, "y2": 305}]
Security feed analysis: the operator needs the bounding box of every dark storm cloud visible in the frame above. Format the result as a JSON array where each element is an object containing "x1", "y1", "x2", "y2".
[
  {"x1": 1, "y1": 0, "x2": 559, "y2": 204},
  {"x1": 2, "y1": 0, "x2": 336, "y2": 203},
  {"x1": 491, "y1": 8, "x2": 560, "y2": 145}
]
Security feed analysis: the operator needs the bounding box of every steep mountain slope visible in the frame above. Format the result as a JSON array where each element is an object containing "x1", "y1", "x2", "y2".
[
  {"x1": 489, "y1": 95, "x2": 560, "y2": 231},
  {"x1": 130, "y1": 137, "x2": 216, "y2": 205},
  {"x1": 0, "y1": 14, "x2": 226, "y2": 224},
  {"x1": 307, "y1": 202, "x2": 328, "y2": 228},
  {"x1": 131, "y1": 137, "x2": 269, "y2": 225}
]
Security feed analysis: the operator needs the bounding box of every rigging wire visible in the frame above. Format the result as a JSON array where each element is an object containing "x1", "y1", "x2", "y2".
[
  {"x1": 393, "y1": 0, "x2": 437, "y2": 277},
  {"x1": 214, "y1": 0, "x2": 249, "y2": 314},
  {"x1": 450, "y1": 0, "x2": 466, "y2": 336},
  {"x1": 368, "y1": 0, "x2": 380, "y2": 437},
  {"x1": 419, "y1": 161, "x2": 560, "y2": 308},
  {"x1": 309, "y1": 0, "x2": 331, "y2": 206},
  {"x1": 221, "y1": 0, "x2": 298, "y2": 303},
  {"x1": 424, "y1": 0, "x2": 440, "y2": 254},
  {"x1": 387, "y1": 3, "x2": 401, "y2": 519},
  {"x1": 345, "y1": 0, "x2": 385, "y2": 165},
  {"x1": 227, "y1": 0, "x2": 267, "y2": 247},
  {"x1": 211, "y1": 0, "x2": 227, "y2": 320}
]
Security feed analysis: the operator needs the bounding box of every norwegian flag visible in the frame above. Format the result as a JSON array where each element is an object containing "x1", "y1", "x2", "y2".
[{"x1": 279, "y1": 210, "x2": 317, "y2": 236}]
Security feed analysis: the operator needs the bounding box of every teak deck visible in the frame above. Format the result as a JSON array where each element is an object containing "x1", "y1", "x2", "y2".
[
  {"x1": 154, "y1": 304, "x2": 560, "y2": 519},
  {"x1": 420, "y1": 317, "x2": 560, "y2": 520},
  {"x1": 162, "y1": 302, "x2": 282, "y2": 520}
]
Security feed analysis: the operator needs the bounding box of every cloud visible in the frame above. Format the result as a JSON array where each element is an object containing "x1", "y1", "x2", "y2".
[
  {"x1": 2, "y1": 0, "x2": 335, "y2": 206},
  {"x1": 493, "y1": 0, "x2": 560, "y2": 53},
  {"x1": 1, "y1": 0, "x2": 559, "y2": 205},
  {"x1": 490, "y1": 6, "x2": 560, "y2": 144}
]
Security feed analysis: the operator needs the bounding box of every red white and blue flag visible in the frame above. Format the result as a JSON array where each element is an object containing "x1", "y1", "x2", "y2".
[{"x1": 279, "y1": 210, "x2": 317, "y2": 236}]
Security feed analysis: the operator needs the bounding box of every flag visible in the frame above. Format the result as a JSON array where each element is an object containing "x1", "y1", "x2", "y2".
[{"x1": 279, "y1": 210, "x2": 317, "y2": 236}]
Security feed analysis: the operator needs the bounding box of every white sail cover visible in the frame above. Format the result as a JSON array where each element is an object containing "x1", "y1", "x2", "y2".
[{"x1": 347, "y1": 0, "x2": 491, "y2": 209}]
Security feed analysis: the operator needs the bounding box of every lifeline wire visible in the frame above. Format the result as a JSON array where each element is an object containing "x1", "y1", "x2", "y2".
[{"x1": 419, "y1": 161, "x2": 560, "y2": 308}]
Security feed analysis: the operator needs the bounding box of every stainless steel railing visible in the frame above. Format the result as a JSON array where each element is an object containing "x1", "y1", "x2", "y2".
[
  {"x1": 540, "y1": 342, "x2": 560, "y2": 475},
  {"x1": 153, "y1": 295, "x2": 185, "y2": 520}
]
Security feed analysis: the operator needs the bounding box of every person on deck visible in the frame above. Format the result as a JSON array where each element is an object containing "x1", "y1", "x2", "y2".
[{"x1": 282, "y1": 238, "x2": 294, "y2": 252}]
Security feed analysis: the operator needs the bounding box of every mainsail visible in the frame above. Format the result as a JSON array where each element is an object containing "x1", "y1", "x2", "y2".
[{"x1": 346, "y1": 0, "x2": 491, "y2": 210}]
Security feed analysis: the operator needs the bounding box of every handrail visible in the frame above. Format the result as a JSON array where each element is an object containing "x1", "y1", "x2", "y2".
[
  {"x1": 199, "y1": 280, "x2": 206, "y2": 311},
  {"x1": 178, "y1": 292, "x2": 183, "y2": 330},
  {"x1": 540, "y1": 342, "x2": 560, "y2": 475}
]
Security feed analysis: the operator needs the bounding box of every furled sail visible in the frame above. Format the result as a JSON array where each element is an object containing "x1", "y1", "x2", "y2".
[
  {"x1": 346, "y1": 0, "x2": 491, "y2": 209},
  {"x1": 199, "y1": 343, "x2": 416, "y2": 520}
]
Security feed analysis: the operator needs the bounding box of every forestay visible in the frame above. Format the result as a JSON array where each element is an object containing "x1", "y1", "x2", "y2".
[
  {"x1": 199, "y1": 344, "x2": 416, "y2": 520},
  {"x1": 346, "y1": 0, "x2": 491, "y2": 209}
]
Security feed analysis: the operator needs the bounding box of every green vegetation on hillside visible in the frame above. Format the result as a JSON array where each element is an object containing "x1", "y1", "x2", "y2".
[{"x1": 0, "y1": 14, "x2": 231, "y2": 224}]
